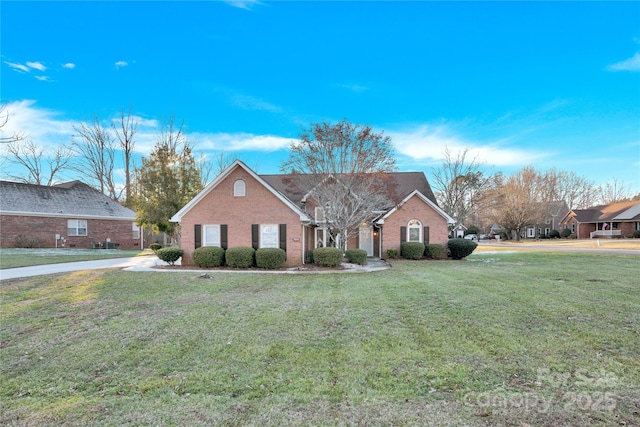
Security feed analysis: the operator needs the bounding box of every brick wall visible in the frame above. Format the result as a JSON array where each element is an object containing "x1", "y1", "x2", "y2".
[
  {"x1": 381, "y1": 194, "x2": 449, "y2": 256},
  {"x1": 0, "y1": 214, "x2": 141, "y2": 249},
  {"x1": 180, "y1": 167, "x2": 304, "y2": 266}
]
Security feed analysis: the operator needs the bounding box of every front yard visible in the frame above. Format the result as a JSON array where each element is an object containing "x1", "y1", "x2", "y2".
[
  {"x1": 0, "y1": 248, "x2": 145, "y2": 269},
  {"x1": 1, "y1": 252, "x2": 638, "y2": 426}
]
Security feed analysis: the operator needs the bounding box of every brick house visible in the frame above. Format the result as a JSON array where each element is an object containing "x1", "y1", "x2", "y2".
[
  {"x1": 170, "y1": 160, "x2": 454, "y2": 267},
  {"x1": 560, "y1": 200, "x2": 640, "y2": 239},
  {"x1": 0, "y1": 180, "x2": 141, "y2": 249}
]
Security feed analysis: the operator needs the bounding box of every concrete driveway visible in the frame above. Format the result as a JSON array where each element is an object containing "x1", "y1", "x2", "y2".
[{"x1": 0, "y1": 255, "x2": 162, "y2": 281}]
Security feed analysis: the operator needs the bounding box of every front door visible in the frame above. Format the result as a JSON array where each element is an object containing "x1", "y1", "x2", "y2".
[{"x1": 359, "y1": 225, "x2": 374, "y2": 256}]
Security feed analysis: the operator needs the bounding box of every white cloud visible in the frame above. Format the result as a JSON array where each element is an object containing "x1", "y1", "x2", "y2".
[
  {"x1": 115, "y1": 61, "x2": 128, "y2": 69},
  {"x1": 34, "y1": 76, "x2": 51, "y2": 82},
  {"x1": 606, "y1": 52, "x2": 640, "y2": 72},
  {"x1": 192, "y1": 132, "x2": 294, "y2": 152},
  {"x1": 5, "y1": 61, "x2": 30, "y2": 73},
  {"x1": 0, "y1": 100, "x2": 74, "y2": 143},
  {"x1": 232, "y1": 94, "x2": 281, "y2": 113},
  {"x1": 26, "y1": 61, "x2": 47, "y2": 71},
  {"x1": 389, "y1": 124, "x2": 546, "y2": 167},
  {"x1": 224, "y1": 0, "x2": 263, "y2": 10},
  {"x1": 62, "y1": 63, "x2": 76, "y2": 69}
]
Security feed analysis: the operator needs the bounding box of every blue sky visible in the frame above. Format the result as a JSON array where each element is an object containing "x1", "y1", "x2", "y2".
[{"x1": 2, "y1": 1, "x2": 639, "y2": 196}]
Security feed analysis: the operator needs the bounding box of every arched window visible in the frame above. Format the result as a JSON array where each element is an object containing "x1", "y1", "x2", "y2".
[
  {"x1": 233, "y1": 179, "x2": 246, "y2": 197},
  {"x1": 408, "y1": 219, "x2": 422, "y2": 242}
]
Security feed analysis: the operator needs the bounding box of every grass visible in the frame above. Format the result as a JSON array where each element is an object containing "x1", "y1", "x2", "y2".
[
  {"x1": 1, "y1": 252, "x2": 639, "y2": 426},
  {"x1": 0, "y1": 248, "x2": 146, "y2": 269}
]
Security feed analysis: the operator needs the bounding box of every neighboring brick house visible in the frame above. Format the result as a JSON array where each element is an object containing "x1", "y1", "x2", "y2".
[
  {"x1": 560, "y1": 201, "x2": 640, "y2": 239},
  {"x1": 170, "y1": 160, "x2": 454, "y2": 267},
  {"x1": 0, "y1": 180, "x2": 141, "y2": 249}
]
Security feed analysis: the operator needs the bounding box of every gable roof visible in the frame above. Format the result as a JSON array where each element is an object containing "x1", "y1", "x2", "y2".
[
  {"x1": 0, "y1": 180, "x2": 135, "y2": 220},
  {"x1": 380, "y1": 190, "x2": 456, "y2": 224},
  {"x1": 170, "y1": 160, "x2": 311, "y2": 222},
  {"x1": 563, "y1": 201, "x2": 640, "y2": 224}
]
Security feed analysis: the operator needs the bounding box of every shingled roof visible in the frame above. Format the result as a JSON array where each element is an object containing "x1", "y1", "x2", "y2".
[
  {"x1": 0, "y1": 180, "x2": 135, "y2": 220},
  {"x1": 569, "y1": 201, "x2": 640, "y2": 223}
]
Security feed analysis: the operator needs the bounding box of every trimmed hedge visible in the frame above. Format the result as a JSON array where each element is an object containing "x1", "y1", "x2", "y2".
[
  {"x1": 561, "y1": 228, "x2": 572, "y2": 238},
  {"x1": 225, "y1": 246, "x2": 255, "y2": 268},
  {"x1": 192, "y1": 246, "x2": 225, "y2": 268},
  {"x1": 313, "y1": 247, "x2": 343, "y2": 267},
  {"x1": 401, "y1": 242, "x2": 425, "y2": 260},
  {"x1": 149, "y1": 243, "x2": 162, "y2": 252},
  {"x1": 156, "y1": 247, "x2": 183, "y2": 265},
  {"x1": 256, "y1": 248, "x2": 286, "y2": 269},
  {"x1": 386, "y1": 248, "x2": 398, "y2": 259},
  {"x1": 633, "y1": 230, "x2": 640, "y2": 238},
  {"x1": 425, "y1": 243, "x2": 446, "y2": 259},
  {"x1": 345, "y1": 249, "x2": 367, "y2": 265},
  {"x1": 549, "y1": 230, "x2": 561, "y2": 239},
  {"x1": 447, "y1": 238, "x2": 477, "y2": 260}
]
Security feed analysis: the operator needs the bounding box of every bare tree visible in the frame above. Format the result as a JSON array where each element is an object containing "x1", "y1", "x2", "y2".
[
  {"x1": 598, "y1": 178, "x2": 632, "y2": 204},
  {"x1": 111, "y1": 108, "x2": 138, "y2": 207},
  {"x1": 0, "y1": 103, "x2": 25, "y2": 144},
  {"x1": 72, "y1": 117, "x2": 120, "y2": 200},
  {"x1": 538, "y1": 168, "x2": 598, "y2": 210},
  {"x1": 431, "y1": 146, "x2": 492, "y2": 226},
  {"x1": 280, "y1": 119, "x2": 397, "y2": 249},
  {"x1": 5, "y1": 138, "x2": 72, "y2": 185}
]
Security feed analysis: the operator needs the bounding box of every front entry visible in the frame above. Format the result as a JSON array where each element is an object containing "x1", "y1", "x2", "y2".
[{"x1": 359, "y1": 225, "x2": 374, "y2": 256}]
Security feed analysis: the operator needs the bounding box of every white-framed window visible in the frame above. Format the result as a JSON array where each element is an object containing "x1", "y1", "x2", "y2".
[
  {"x1": 571, "y1": 223, "x2": 576, "y2": 233},
  {"x1": 67, "y1": 219, "x2": 87, "y2": 236},
  {"x1": 132, "y1": 222, "x2": 140, "y2": 239},
  {"x1": 234, "y1": 179, "x2": 246, "y2": 197},
  {"x1": 407, "y1": 219, "x2": 422, "y2": 242},
  {"x1": 315, "y1": 207, "x2": 325, "y2": 223},
  {"x1": 260, "y1": 224, "x2": 279, "y2": 248},
  {"x1": 203, "y1": 224, "x2": 221, "y2": 246}
]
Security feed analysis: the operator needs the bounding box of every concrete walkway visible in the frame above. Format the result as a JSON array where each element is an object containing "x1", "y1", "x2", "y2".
[{"x1": 0, "y1": 256, "x2": 390, "y2": 281}]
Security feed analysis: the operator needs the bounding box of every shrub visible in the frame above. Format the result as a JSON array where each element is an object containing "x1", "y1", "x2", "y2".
[
  {"x1": 14, "y1": 235, "x2": 43, "y2": 248},
  {"x1": 386, "y1": 248, "x2": 398, "y2": 259},
  {"x1": 313, "y1": 247, "x2": 343, "y2": 267},
  {"x1": 256, "y1": 248, "x2": 286, "y2": 269},
  {"x1": 401, "y1": 242, "x2": 425, "y2": 260},
  {"x1": 192, "y1": 246, "x2": 225, "y2": 268},
  {"x1": 447, "y1": 238, "x2": 477, "y2": 260},
  {"x1": 345, "y1": 249, "x2": 367, "y2": 265},
  {"x1": 633, "y1": 230, "x2": 640, "y2": 238},
  {"x1": 225, "y1": 247, "x2": 255, "y2": 268},
  {"x1": 149, "y1": 243, "x2": 162, "y2": 252},
  {"x1": 156, "y1": 247, "x2": 183, "y2": 265},
  {"x1": 425, "y1": 243, "x2": 446, "y2": 259},
  {"x1": 560, "y1": 228, "x2": 572, "y2": 238},
  {"x1": 549, "y1": 230, "x2": 561, "y2": 239},
  {"x1": 465, "y1": 225, "x2": 480, "y2": 236},
  {"x1": 306, "y1": 250, "x2": 314, "y2": 264}
]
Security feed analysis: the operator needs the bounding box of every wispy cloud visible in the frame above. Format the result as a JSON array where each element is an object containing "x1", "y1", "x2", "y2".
[
  {"x1": 224, "y1": 0, "x2": 263, "y2": 10},
  {"x1": 26, "y1": 61, "x2": 47, "y2": 71},
  {"x1": 5, "y1": 61, "x2": 30, "y2": 73},
  {"x1": 62, "y1": 63, "x2": 76, "y2": 69},
  {"x1": 232, "y1": 94, "x2": 282, "y2": 113},
  {"x1": 115, "y1": 60, "x2": 128, "y2": 69},
  {"x1": 606, "y1": 52, "x2": 640, "y2": 72},
  {"x1": 34, "y1": 76, "x2": 51, "y2": 82},
  {"x1": 0, "y1": 100, "x2": 74, "y2": 143},
  {"x1": 337, "y1": 83, "x2": 369, "y2": 93},
  {"x1": 192, "y1": 132, "x2": 294, "y2": 152}
]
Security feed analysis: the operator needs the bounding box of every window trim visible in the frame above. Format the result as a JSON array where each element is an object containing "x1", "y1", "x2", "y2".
[
  {"x1": 260, "y1": 224, "x2": 279, "y2": 248},
  {"x1": 67, "y1": 219, "x2": 87, "y2": 237},
  {"x1": 233, "y1": 179, "x2": 246, "y2": 197},
  {"x1": 407, "y1": 219, "x2": 422, "y2": 242},
  {"x1": 203, "y1": 224, "x2": 221, "y2": 247}
]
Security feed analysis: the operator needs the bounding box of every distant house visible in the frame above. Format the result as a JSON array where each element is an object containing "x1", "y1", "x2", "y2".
[
  {"x1": 0, "y1": 180, "x2": 141, "y2": 249},
  {"x1": 560, "y1": 201, "x2": 640, "y2": 239},
  {"x1": 452, "y1": 224, "x2": 468, "y2": 238},
  {"x1": 524, "y1": 200, "x2": 570, "y2": 238},
  {"x1": 170, "y1": 160, "x2": 455, "y2": 267}
]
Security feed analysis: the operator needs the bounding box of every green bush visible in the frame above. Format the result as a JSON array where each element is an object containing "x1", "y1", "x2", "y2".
[
  {"x1": 313, "y1": 247, "x2": 343, "y2": 267},
  {"x1": 549, "y1": 230, "x2": 561, "y2": 239},
  {"x1": 633, "y1": 230, "x2": 640, "y2": 238},
  {"x1": 401, "y1": 242, "x2": 425, "y2": 260},
  {"x1": 192, "y1": 246, "x2": 225, "y2": 268},
  {"x1": 425, "y1": 243, "x2": 446, "y2": 259},
  {"x1": 156, "y1": 247, "x2": 183, "y2": 265},
  {"x1": 225, "y1": 247, "x2": 255, "y2": 268},
  {"x1": 345, "y1": 249, "x2": 367, "y2": 265},
  {"x1": 447, "y1": 238, "x2": 477, "y2": 260},
  {"x1": 465, "y1": 225, "x2": 480, "y2": 236},
  {"x1": 255, "y1": 248, "x2": 286, "y2": 269},
  {"x1": 386, "y1": 248, "x2": 398, "y2": 259},
  {"x1": 149, "y1": 243, "x2": 162, "y2": 252},
  {"x1": 560, "y1": 228, "x2": 572, "y2": 238}
]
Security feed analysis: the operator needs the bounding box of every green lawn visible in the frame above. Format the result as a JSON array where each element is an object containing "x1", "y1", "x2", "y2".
[
  {"x1": 0, "y1": 248, "x2": 145, "y2": 269},
  {"x1": 1, "y1": 252, "x2": 638, "y2": 426}
]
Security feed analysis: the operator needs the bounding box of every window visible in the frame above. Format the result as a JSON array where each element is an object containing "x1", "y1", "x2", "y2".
[
  {"x1": 260, "y1": 224, "x2": 279, "y2": 248},
  {"x1": 67, "y1": 219, "x2": 87, "y2": 236},
  {"x1": 132, "y1": 222, "x2": 140, "y2": 239},
  {"x1": 407, "y1": 219, "x2": 421, "y2": 242},
  {"x1": 571, "y1": 223, "x2": 576, "y2": 233},
  {"x1": 315, "y1": 207, "x2": 325, "y2": 223},
  {"x1": 203, "y1": 225, "x2": 221, "y2": 246},
  {"x1": 234, "y1": 179, "x2": 246, "y2": 197}
]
